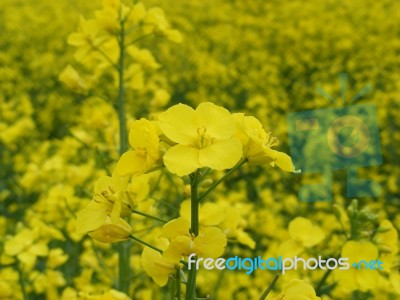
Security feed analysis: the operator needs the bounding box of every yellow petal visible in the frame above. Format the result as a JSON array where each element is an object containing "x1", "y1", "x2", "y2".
[
  {"x1": 17, "y1": 252, "x2": 37, "y2": 269},
  {"x1": 161, "y1": 217, "x2": 190, "y2": 240},
  {"x1": 282, "y1": 280, "x2": 320, "y2": 299},
  {"x1": 199, "y1": 138, "x2": 242, "y2": 170},
  {"x1": 111, "y1": 172, "x2": 129, "y2": 192},
  {"x1": 4, "y1": 229, "x2": 34, "y2": 256},
  {"x1": 141, "y1": 247, "x2": 176, "y2": 287},
  {"x1": 236, "y1": 231, "x2": 256, "y2": 249},
  {"x1": 271, "y1": 150, "x2": 296, "y2": 172},
  {"x1": 342, "y1": 241, "x2": 378, "y2": 262},
  {"x1": 168, "y1": 236, "x2": 193, "y2": 256},
  {"x1": 288, "y1": 217, "x2": 325, "y2": 248},
  {"x1": 200, "y1": 202, "x2": 225, "y2": 226},
  {"x1": 163, "y1": 145, "x2": 201, "y2": 176},
  {"x1": 194, "y1": 227, "x2": 227, "y2": 258},
  {"x1": 89, "y1": 217, "x2": 132, "y2": 243},
  {"x1": 180, "y1": 200, "x2": 224, "y2": 226},
  {"x1": 390, "y1": 272, "x2": 400, "y2": 294},
  {"x1": 277, "y1": 239, "x2": 304, "y2": 257},
  {"x1": 158, "y1": 103, "x2": 197, "y2": 144},
  {"x1": 29, "y1": 243, "x2": 48, "y2": 257},
  {"x1": 197, "y1": 102, "x2": 236, "y2": 139},
  {"x1": 115, "y1": 150, "x2": 148, "y2": 176},
  {"x1": 76, "y1": 202, "x2": 107, "y2": 234},
  {"x1": 129, "y1": 118, "x2": 159, "y2": 150},
  {"x1": 110, "y1": 199, "x2": 122, "y2": 224},
  {"x1": 94, "y1": 176, "x2": 112, "y2": 194},
  {"x1": 356, "y1": 268, "x2": 379, "y2": 291},
  {"x1": 179, "y1": 200, "x2": 191, "y2": 221}
]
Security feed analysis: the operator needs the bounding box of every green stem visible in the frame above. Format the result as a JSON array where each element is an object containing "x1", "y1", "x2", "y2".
[
  {"x1": 116, "y1": 14, "x2": 130, "y2": 294},
  {"x1": 16, "y1": 262, "x2": 28, "y2": 300},
  {"x1": 198, "y1": 158, "x2": 247, "y2": 202},
  {"x1": 190, "y1": 170, "x2": 200, "y2": 235},
  {"x1": 129, "y1": 235, "x2": 163, "y2": 253},
  {"x1": 258, "y1": 274, "x2": 279, "y2": 300},
  {"x1": 118, "y1": 20, "x2": 128, "y2": 155},
  {"x1": 175, "y1": 269, "x2": 182, "y2": 300},
  {"x1": 131, "y1": 209, "x2": 168, "y2": 223},
  {"x1": 186, "y1": 170, "x2": 200, "y2": 300},
  {"x1": 118, "y1": 242, "x2": 131, "y2": 293},
  {"x1": 316, "y1": 268, "x2": 333, "y2": 295}
]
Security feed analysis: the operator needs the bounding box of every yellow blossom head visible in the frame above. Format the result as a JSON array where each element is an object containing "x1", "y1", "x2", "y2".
[{"x1": 158, "y1": 102, "x2": 242, "y2": 176}]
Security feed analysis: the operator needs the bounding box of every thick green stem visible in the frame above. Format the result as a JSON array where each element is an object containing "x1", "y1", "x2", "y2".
[
  {"x1": 118, "y1": 242, "x2": 131, "y2": 293},
  {"x1": 117, "y1": 16, "x2": 130, "y2": 294},
  {"x1": 190, "y1": 171, "x2": 200, "y2": 236},
  {"x1": 185, "y1": 170, "x2": 200, "y2": 300},
  {"x1": 175, "y1": 269, "x2": 182, "y2": 300},
  {"x1": 258, "y1": 274, "x2": 279, "y2": 300}
]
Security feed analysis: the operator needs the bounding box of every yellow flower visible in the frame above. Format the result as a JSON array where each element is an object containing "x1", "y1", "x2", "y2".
[
  {"x1": 278, "y1": 217, "x2": 325, "y2": 257},
  {"x1": 141, "y1": 239, "x2": 182, "y2": 287},
  {"x1": 334, "y1": 240, "x2": 380, "y2": 292},
  {"x1": 47, "y1": 248, "x2": 68, "y2": 269},
  {"x1": 95, "y1": 3, "x2": 120, "y2": 34},
  {"x1": 67, "y1": 17, "x2": 104, "y2": 62},
  {"x1": 220, "y1": 205, "x2": 256, "y2": 249},
  {"x1": 158, "y1": 102, "x2": 242, "y2": 176},
  {"x1": 115, "y1": 118, "x2": 160, "y2": 176},
  {"x1": 58, "y1": 65, "x2": 88, "y2": 93},
  {"x1": 89, "y1": 217, "x2": 132, "y2": 243},
  {"x1": 77, "y1": 288, "x2": 131, "y2": 300},
  {"x1": 234, "y1": 113, "x2": 297, "y2": 172},
  {"x1": 76, "y1": 173, "x2": 130, "y2": 234},
  {"x1": 373, "y1": 219, "x2": 399, "y2": 255},
  {"x1": 4, "y1": 228, "x2": 49, "y2": 270},
  {"x1": 179, "y1": 199, "x2": 225, "y2": 226},
  {"x1": 127, "y1": 46, "x2": 160, "y2": 70},
  {"x1": 179, "y1": 200, "x2": 256, "y2": 249},
  {"x1": 160, "y1": 217, "x2": 227, "y2": 259},
  {"x1": 271, "y1": 279, "x2": 321, "y2": 300},
  {"x1": 288, "y1": 217, "x2": 325, "y2": 248}
]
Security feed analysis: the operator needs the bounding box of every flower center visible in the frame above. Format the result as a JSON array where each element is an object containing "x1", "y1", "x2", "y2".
[{"x1": 196, "y1": 126, "x2": 212, "y2": 148}]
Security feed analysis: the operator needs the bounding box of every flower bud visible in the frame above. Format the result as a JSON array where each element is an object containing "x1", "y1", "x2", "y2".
[{"x1": 89, "y1": 217, "x2": 132, "y2": 243}]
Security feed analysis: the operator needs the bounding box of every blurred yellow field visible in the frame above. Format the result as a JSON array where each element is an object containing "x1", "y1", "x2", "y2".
[{"x1": 0, "y1": 0, "x2": 399, "y2": 299}]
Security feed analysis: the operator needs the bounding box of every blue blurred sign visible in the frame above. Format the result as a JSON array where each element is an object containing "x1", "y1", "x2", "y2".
[{"x1": 287, "y1": 104, "x2": 382, "y2": 202}]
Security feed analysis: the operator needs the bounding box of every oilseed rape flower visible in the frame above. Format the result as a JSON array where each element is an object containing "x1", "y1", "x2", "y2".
[
  {"x1": 158, "y1": 102, "x2": 242, "y2": 176},
  {"x1": 271, "y1": 279, "x2": 321, "y2": 300},
  {"x1": 141, "y1": 239, "x2": 183, "y2": 287},
  {"x1": 58, "y1": 65, "x2": 88, "y2": 93},
  {"x1": 115, "y1": 118, "x2": 161, "y2": 176},
  {"x1": 160, "y1": 217, "x2": 227, "y2": 259},
  {"x1": 141, "y1": 217, "x2": 227, "y2": 286},
  {"x1": 278, "y1": 217, "x2": 325, "y2": 257},
  {"x1": 334, "y1": 240, "x2": 380, "y2": 292},
  {"x1": 89, "y1": 217, "x2": 132, "y2": 243},
  {"x1": 288, "y1": 217, "x2": 325, "y2": 248},
  {"x1": 4, "y1": 228, "x2": 49, "y2": 270},
  {"x1": 180, "y1": 200, "x2": 256, "y2": 249},
  {"x1": 234, "y1": 113, "x2": 297, "y2": 172},
  {"x1": 76, "y1": 173, "x2": 131, "y2": 234}
]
